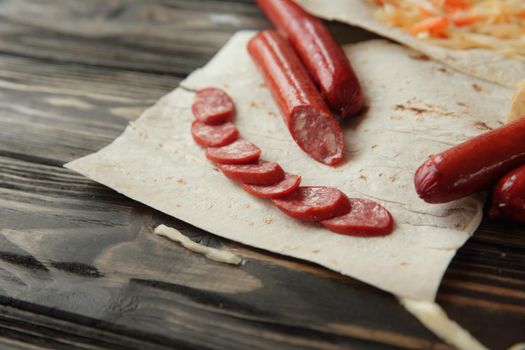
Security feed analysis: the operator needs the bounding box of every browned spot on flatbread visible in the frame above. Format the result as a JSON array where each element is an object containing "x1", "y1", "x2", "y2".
[
  {"x1": 472, "y1": 83, "x2": 483, "y2": 92},
  {"x1": 264, "y1": 218, "x2": 274, "y2": 224},
  {"x1": 394, "y1": 98, "x2": 458, "y2": 118},
  {"x1": 250, "y1": 101, "x2": 260, "y2": 108},
  {"x1": 359, "y1": 175, "x2": 368, "y2": 181},
  {"x1": 395, "y1": 104, "x2": 426, "y2": 115},
  {"x1": 455, "y1": 223, "x2": 466, "y2": 230},
  {"x1": 456, "y1": 102, "x2": 468, "y2": 107},
  {"x1": 371, "y1": 144, "x2": 378, "y2": 149},
  {"x1": 410, "y1": 53, "x2": 430, "y2": 61},
  {"x1": 177, "y1": 178, "x2": 186, "y2": 185},
  {"x1": 437, "y1": 67, "x2": 449, "y2": 73},
  {"x1": 312, "y1": 249, "x2": 320, "y2": 254},
  {"x1": 473, "y1": 121, "x2": 493, "y2": 131}
]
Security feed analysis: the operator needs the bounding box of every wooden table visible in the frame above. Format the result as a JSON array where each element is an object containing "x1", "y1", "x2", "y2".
[{"x1": 1, "y1": 1, "x2": 524, "y2": 349}]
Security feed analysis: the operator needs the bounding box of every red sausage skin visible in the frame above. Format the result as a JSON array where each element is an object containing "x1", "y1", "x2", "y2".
[
  {"x1": 248, "y1": 31, "x2": 344, "y2": 166},
  {"x1": 256, "y1": 0, "x2": 364, "y2": 118},
  {"x1": 272, "y1": 186, "x2": 351, "y2": 221},
  {"x1": 414, "y1": 118, "x2": 525, "y2": 203},
  {"x1": 490, "y1": 164, "x2": 525, "y2": 224}
]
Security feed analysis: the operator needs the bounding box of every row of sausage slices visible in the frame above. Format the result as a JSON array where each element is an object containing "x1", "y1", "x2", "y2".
[{"x1": 190, "y1": 87, "x2": 394, "y2": 236}]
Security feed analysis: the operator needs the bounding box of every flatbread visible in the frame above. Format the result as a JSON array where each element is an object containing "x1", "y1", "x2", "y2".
[
  {"x1": 65, "y1": 31, "x2": 513, "y2": 301},
  {"x1": 294, "y1": 0, "x2": 525, "y2": 89},
  {"x1": 508, "y1": 80, "x2": 525, "y2": 123}
]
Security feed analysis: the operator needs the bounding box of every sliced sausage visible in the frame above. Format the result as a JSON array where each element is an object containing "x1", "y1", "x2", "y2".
[
  {"x1": 247, "y1": 30, "x2": 344, "y2": 166},
  {"x1": 256, "y1": 0, "x2": 364, "y2": 118},
  {"x1": 206, "y1": 139, "x2": 261, "y2": 164},
  {"x1": 218, "y1": 160, "x2": 285, "y2": 185},
  {"x1": 192, "y1": 87, "x2": 236, "y2": 125},
  {"x1": 242, "y1": 173, "x2": 301, "y2": 198},
  {"x1": 414, "y1": 118, "x2": 525, "y2": 203},
  {"x1": 272, "y1": 186, "x2": 351, "y2": 221},
  {"x1": 490, "y1": 164, "x2": 525, "y2": 224},
  {"x1": 321, "y1": 198, "x2": 394, "y2": 236},
  {"x1": 191, "y1": 121, "x2": 238, "y2": 147}
]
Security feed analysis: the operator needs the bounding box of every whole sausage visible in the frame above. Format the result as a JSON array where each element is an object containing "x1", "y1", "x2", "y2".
[
  {"x1": 256, "y1": 0, "x2": 364, "y2": 118},
  {"x1": 248, "y1": 30, "x2": 345, "y2": 166},
  {"x1": 414, "y1": 118, "x2": 525, "y2": 203},
  {"x1": 490, "y1": 164, "x2": 525, "y2": 224}
]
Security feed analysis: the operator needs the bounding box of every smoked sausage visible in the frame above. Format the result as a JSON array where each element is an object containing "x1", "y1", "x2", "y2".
[
  {"x1": 272, "y1": 186, "x2": 351, "y2": 221},
  {"x1": 218, "y1": 161, "x2": 285, "y2": 185},
  {"x1": 414, "y1": 118, "x2": 525, "y2": 203},
  {"x1": 321, "y1": 198, "x2": 394, "y2": 236},
  {"x1": 248, "y1": 30, "x2": 344, "y2": 166},
  {"x1": 206, "y1": 139, "x2": 261, "y2": 164},
  {"x1": 191, "y1": 121, "x2": 238, "y2": 147},
  {"x1": 241, "y1": 173, "x2": 301, "y2": 198},
  {"x1": 490, "y1": 164, "x2": 525, "y2": 224},
  {"x1": 256, "y1": 0, "x2": 364, "y2": 118},
  {"x1": 192, "y1": 87, "x2": 236, "y2": 125}
]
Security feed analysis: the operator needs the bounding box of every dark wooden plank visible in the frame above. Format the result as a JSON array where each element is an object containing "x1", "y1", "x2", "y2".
[
  {"x1": 0, "y1": 1, "x2": 523, "y2": 349},
  {"x1": 0, "y1": 155, "x2": 457, "y2": 350},
  {"x1": 0, "y1": 54, "x2": 178, "y2": 164},
  {"x1": 1, "y1": 155, "x2": 524, "y2": 349},
  {"x1": 0, "y1": 0, "x2": 374, "y2": 76}
]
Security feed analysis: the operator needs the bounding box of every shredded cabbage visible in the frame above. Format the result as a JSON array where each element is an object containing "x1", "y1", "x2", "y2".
[{"x1": 372, "y1": 0, "x2": 525, "y2": 57}]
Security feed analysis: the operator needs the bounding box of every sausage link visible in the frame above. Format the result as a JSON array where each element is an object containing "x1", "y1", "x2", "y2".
[
  {"x1": 414, "y1": 118, "x2": 525, "y2": 203},
  {"x1": 248, "y1": 30, "x2": 344, "y2": 166},
  {"x1": 256, "y1": 0, "x2": 364, "y2": 118},
  {"x1": 490, "y1": 164, "x2": 525, "y2": 224}
]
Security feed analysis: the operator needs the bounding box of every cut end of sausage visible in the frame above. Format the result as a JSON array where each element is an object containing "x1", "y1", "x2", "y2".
[
  {"x1": 414, "y1": 157, "x2": 447, "y2": 203},
  {"x1": 321, "y1": 198, "x2": 394, "y2": 236},
  {"x1": 206, "y1": 139, "x2": 261, "y2": 164},
  {"x1": 241, "y1": 173, "x2": 301, "y2": 198},
  {"x1": 191, "y1": 121, "x2": 239, "y2": 147},
  {"x1": 192, "y1": 87, "x2": 236, "y2": 125},
  {"x1": 218, "y1": 160, "x2": 285, "y2": 185},
  {"x1": 272, "y1": 186, "x2": 351, "y2": 221},
  {"x1": 290, "y1": 106, "x2": 344, "y2": 166}
]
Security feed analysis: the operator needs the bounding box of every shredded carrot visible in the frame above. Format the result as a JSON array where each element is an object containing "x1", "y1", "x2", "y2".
[
  {"x1": 443, "y1": 0, "x2": 471, "y2": 12},
  {"x1": 418, "y1": 5, "x2": 437, "y2": 18},
  {"x1": 372, "y1": 0, "x2": 525, "y2": 56},
  {"x1": 410, "y1": 16, "x2": 449, "y2": 36},
  {"x1": 451, "y1": 14, "x2": 484, "y2": 27}
]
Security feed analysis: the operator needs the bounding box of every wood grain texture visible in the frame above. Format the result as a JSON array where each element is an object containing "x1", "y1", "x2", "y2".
[{"x1": 0, "y1": 0, "x2": 524, "y2": 349}]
